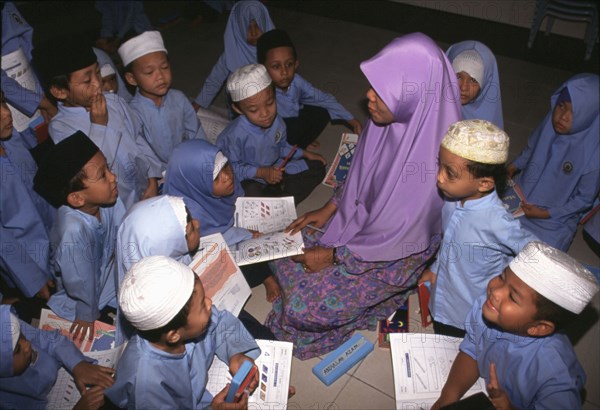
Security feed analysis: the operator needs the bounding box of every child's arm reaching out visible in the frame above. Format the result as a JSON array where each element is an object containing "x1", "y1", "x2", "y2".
[
  {"x1": 432, "y1": 351, "x2": 480, "y2": 410},
  {"x1": 487, "y1": 362, "x2": 514, "y2": 410}
]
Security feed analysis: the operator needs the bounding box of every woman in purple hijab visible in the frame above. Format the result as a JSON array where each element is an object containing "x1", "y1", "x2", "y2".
[{"x1": 265, "y1": 33, "x2": 461, "y2": 359}]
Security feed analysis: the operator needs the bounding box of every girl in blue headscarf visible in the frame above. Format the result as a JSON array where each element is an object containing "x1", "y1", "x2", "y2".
[
  {"x1": 508, "y1": 74, "x2": 600, "y2": 251},
  {"x1": 164, "y1": 139, "x2": 281, "y2": 302},
  {"x1": 447, "y1": 40, "x2": 504, "y2": 128}
]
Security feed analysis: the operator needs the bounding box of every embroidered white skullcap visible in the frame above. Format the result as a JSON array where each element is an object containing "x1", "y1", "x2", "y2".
[
  {"x1": 100, "y1": 63, "x2": 115, "y2": 78},
  {"x1": 213, "y1": 151, "x2": 229, "y2": 180},
  {"x1": 452, "y1": 49, "x2": 484, "y2": 86},
  {"x1": 441, "y1": 119, "x2": 509, "y2": 164},
  {"x1": 166, "y1": 196, "x2": 187, "y2": 235},
  {"x1": 118, "y1": 31, "x2": 167, "y2": 67},
  {"x1": 119, "y1": 256, "x2": 194, "y2": 331},
  {"x1": 509, "y1": 241, "x2": 600, "y2": 314},
  {"x1": 227, "y1": 64, "x2": 272, "y2": 102}
]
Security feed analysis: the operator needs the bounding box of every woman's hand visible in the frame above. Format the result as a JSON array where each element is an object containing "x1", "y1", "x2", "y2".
[
  {"x1": 292, "y1": 246, "x2": 334, "y2": 272},
  {"x1": 521, "y1": 203, "x2": 550, "y2": 219},
  {"x1": 418, "y1": 269, "x2": 437, "y2": 286},
  {"x1": 286, "y1": 202, "x2": 337, "y2": 235},
  {"x1": 347, "y1": 118, "x2": 362, "y2": 135}
]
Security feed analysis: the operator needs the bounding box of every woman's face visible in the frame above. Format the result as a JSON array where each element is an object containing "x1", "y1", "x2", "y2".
[
  {"x1": 366, "y1": 87, "x2": 394, "y2": 125},
  {"x1": 456, "y1": 71, "x2": 481, "y2": 105}
]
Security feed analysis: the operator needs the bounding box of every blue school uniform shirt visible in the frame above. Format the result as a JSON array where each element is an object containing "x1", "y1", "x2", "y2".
[
  {"x1": 461, "y1": 294, "x2": 585, "y2": 409},
  {"x1": 48, "y1": 200, "x2": 125, "y2": 322},
  {"x1": 105, "y1": 307, "x2": 260, "y2": 409},
  {"x1": 0, "y1": 320, "x2": 90, "y2": 409},
  {"x1": 429, "y1": 193, "x2": 537, "y2": 330},
  {"x1": 276, "y1": 74, "x2": 353, "y2": 121},
  {"x1": 216, "y1": 114, "x2": 307, "y2": 183},
  {"x1": 129, "y1": 88, "x2": 207, "y2": 170},
  {"x1": 49, "y1": 93, "x2": 162, "y2": 209},
  {"x1": 0, "y1": 130, "x2": 55, "y2": 298}
]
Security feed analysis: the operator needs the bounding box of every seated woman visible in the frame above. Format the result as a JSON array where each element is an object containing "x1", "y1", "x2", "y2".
[{"x1": 265, "y1": 32, "x2": 461, "y2": 359}]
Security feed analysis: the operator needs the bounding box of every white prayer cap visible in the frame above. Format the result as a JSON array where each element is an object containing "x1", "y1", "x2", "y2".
[
  {"x1": 119, "y1": 256, "x2": 194, "y2": 331},
  {"x1": 213, "y1": 151, "x2": 229, "y2": 180},
  {"x1": 100, "y1": 63, "x2": 115, "y2": 78},
  {"x1": 509, "y1": 241, "x2": 600, "y2": 314},
  {"x1": 441, "y1": 119, "x2": 509, "y2": 164},
  {"x1": 9, "y1": 313, "x2": 19, "y2": 351},
  {"x1": 166, "y1": 196, "x2": 187, "y2": 235},
  {"x1": 227, "y1": 64, "x2": 272, "y2": 102},
  {"x1": 118, "y1": 31, "x2": 167, "y2": 67},
  {"x1": 452, "y1": 49, "x2": 484, "y2": 86}
]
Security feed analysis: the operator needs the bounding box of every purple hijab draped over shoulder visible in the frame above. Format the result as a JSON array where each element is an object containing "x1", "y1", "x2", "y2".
[{"x1": 320, "y1": 33, "x2": 461, "y2": 261}]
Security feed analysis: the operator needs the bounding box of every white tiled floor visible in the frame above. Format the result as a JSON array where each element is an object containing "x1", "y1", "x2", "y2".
[{"x1": 156, "y1": 4, "x2": 599, "y2": 409}]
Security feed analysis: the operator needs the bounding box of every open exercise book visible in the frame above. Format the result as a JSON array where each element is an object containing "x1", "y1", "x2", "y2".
[
  {"x1": 323, "y1": 133, "x2": 359, "y2": 188},
  {"x1": 390, "y1": 333, "x2": 486, "y2": 410},
  {"x1": 189, "y1": 232, "x2": 251, "y2": 316},
  {"x1": 231, "y1": 196, "x2": 304, "y2": 265},
  {"x1": 206, "y1": 339, "x2": 293, "y2": 408}
]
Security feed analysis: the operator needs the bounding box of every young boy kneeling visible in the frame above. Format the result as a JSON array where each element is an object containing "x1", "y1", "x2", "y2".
[
  {"x1": 105, "y1": 256, "x2": 260, "y2": 409},
  {"x1": 434, "y1": 240, "x2": 599, "y2": 409}
]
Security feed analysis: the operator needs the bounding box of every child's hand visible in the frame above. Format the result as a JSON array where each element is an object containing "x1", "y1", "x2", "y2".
[
  {"x1": 38, "y1": 95, "x2": 57, "y2": 122},
  {"x1": 487, "y1": 362, "x2": 514, "y2": 410},
  {"x1": 89, "y1": 92, "x2": 108, "y2": 126},
  {"x1": 303, "y1": 150, "x2": 327, "y2": 166},
  {"x1": 211, "y1": 383, "x2": 249, "y2": 409},
  {"x1": 257, "y1": 166, "x2": 283, "y2": 184},
  {"x1": 520, "y1": 203, "x2": 550, "y2": 219},
  {"x1": 141, "y1": 178, "x2": 159, "y2": 200},
  {"x1": 35, "y1": 279, "x2": 55, "y2": 301},
  {"x1": 70, "y1": 319, "x2": 95, "y2": 342},
  {"x1": 249, "y1": 230, "x2": 263, "y2": 238},
  {"x1": 73, "y1": 386, "x2": 105, "y2": 410},
  {"x1": 347, "y1": 118, "x2": 362, "y2": 136},
  {"x1": 192, "y1": 102, "x2": 201, "y2": 112},
  {"x1": 229, "y1": 354, "x2": 259, "y2": 394},
  {"x1": 72, "y1": 361, "x2": 115, "y2": 393},
  {"x1": 418, "y1": 269, "x2": 437, "y2": 286}
]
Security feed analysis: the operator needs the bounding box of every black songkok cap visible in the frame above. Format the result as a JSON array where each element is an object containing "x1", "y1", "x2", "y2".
[
  {"x1": 256, "y1": 29, "x2": 296, "y2": 64},
  {"x1": 33, "y1": 131, "x2": 99, "y2": 208},
  {"x1": 32, "y1": 38, "x2": 97, "y2": 89}
]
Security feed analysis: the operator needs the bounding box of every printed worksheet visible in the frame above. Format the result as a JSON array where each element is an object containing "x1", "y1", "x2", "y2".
[
  {"x1": 206, "y1": 340, "x2": 293, "y2": 408},
  {"x1": 390, "y1": 333, "x2": 486, "y2": 409},
  {"x1": 323, "y1": 133, "x2": 359, "y2": 188},
  {"x1": 189, "y1": 233, "x2": 251, "y2": 316},
  {"x1": 197, "y1": 106, "x2": 230, "y2": 144}
]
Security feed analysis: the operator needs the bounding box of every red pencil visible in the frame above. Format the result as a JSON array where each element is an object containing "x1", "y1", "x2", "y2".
[{"x1": 279, "y1": 144, "x2": 298, "y2": 171}]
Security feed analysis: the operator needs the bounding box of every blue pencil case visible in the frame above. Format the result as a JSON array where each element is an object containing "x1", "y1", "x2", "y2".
[{"x1": 312, "y1": 332, "x2": 374, "y2": 386}]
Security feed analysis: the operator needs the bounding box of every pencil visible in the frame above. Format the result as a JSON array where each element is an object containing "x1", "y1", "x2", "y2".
[{"x1": 279, "y1": 144, "x2": 298, "y2": 171}]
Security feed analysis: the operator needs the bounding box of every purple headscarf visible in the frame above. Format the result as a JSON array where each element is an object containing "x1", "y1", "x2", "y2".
[
  {"x1": 320, "y1": 33, "x2": 461, "y2": 261},
  {"x1": 223, "y1": 0, "x2": 275, "y2": 72}
]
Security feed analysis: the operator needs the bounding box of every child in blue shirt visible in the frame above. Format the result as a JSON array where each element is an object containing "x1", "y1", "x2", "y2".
[
  {"x1": 420, "y1": 120, "x2": 537, "y2": 337},
  {"x1": 0, "y1": 91, "x2": 55, "y2": 303},
  {"x1": 257, "y1": 29, "x2": 362, "y2": 149},
  {"x1": 33, "y1": 131, "x2": 125, "y2": 342},
  {"x1": 217, "y1": 63, "x2": 326, "y2": 205},
  {"x1": 34, "y1": 40, "x2": 162, "y2": 209},
  {"x1": 434, "y1": 241, "x2": 597, "y2": 410},
  {"x1": 118, "y1": 31, "x2": 207, "y2": 171},
  {"x1": 0, "y1": 305, "x2": 114, "y2": 409},
  {"x1": 106, "y1": 255, "x2": 261, "y2": 409}
]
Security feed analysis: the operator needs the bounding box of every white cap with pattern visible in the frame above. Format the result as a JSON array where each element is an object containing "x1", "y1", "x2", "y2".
[
  {"x1": 166, "y1": 196, "x2": 187, "y2": 235},
  {"x1": 441, "y1": 119, "x2": 509, "y2": 164},
  {"x1": 119, "y1": 256, "x2": 195, "y2": 331},
  {"x1": 227, "y1": 64, "x2": 272, "y2": 102},
  {"x1": 213, "y1": 151, "x2": 229, "y2": 180},
  {"x1": 510, "y1": 241, "x2": 599, "y2": 314},
  {"x1": 118, "y1": 31, "x2": 167, "y2": 67},
  {"x1": 452, "y1": 49, "x2": 484, "y2": 86}
]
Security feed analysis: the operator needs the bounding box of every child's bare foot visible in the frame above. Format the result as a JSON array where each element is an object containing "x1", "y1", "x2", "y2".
[
  {"x1": 264, "y1": 276, "x2": 281, "y2": 302},
  {"x1": 309, "y1": 140, "x2": 321, "y2": 149}
]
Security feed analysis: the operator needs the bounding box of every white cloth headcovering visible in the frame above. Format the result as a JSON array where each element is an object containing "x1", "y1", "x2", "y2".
[
  {"x1": 441, "y1": 119, "x2": 509, "y2": 164},
  {"x1": 213, "y1": 151, "x2": 229, "y2": 180},
  {"x1": 118, "y1": 31, "x2": 167, "y2": 67},
  {"x1": 100, "y1": 63, "x2": 116, "y2": 78},
  {"x1": 227, "y1": 64, "x2": 272, "y2": 102},
  {"x1": 510, "y1": 241, "x2": 600, "y2": 314},
  {"x1": 166, "y1": 196, "x2": 187, "y2": 235},
  {"x1": 452, "y1": 49, "x2": 484, "y2": 86},
  {"x1": 119, "y1": 256, "x2": 194, "y2": 331},
  {"x1": 9, "y1": 312, "x2": 20, "y2": 351}
]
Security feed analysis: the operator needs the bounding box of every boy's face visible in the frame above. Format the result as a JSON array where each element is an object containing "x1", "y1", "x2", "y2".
[
  {"x1": 552, "y1": 100, "x2": 573, "y2": 134},
  {"x1": 233, "y1": 86, "x2": 277, "y2": 129},
  {"x1": 366, "y1": 87, "x2": 393, "y2": 125},
  {"x1": 125, "y1": 51, "x2": 172, "y2": 103},
  {"x1": 213, "y1": 163, "x2": 235, "y2": 197},
  {"x1": 264, "y1": 46, "x2": 298, "y2": 90},
  {"x1": 185, "y1": 207, "x2": 200, "y2": 255},
  {"x1": 12, "y1": 334, "x2": 36, "y2": 376},
  {"x1": 0, "y1": 102, "x2": 13, "y2": 140},
  {"x1": 58, "y1": 62, "x2": 102, "y2": 108},
  {"x1": 180, "y1": 276, "x2": 212, "y2": 340},
  {"x1": 483, "y1": 268, "x2": 540, "y2": 335},
  {"x1": 76, "y1": 152, "x2": 118, "y2": 207},
  {"x1": 101, "y1": 74, "x2": 118, "y2": 94},
  {"x1": 437, "y1": 147, "x2": 488, "y2": 202},
  {"x1": 456, "y1": 71, "x2": 481, "y2": 105}
]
